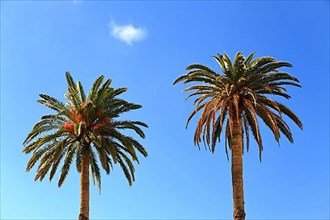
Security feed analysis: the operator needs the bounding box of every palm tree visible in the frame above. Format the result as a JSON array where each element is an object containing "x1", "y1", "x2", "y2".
[
  {"x1": 23, "y1": 72, "x2": 148, "y2": 220},
  {"x1": 173, "y1": 52, "x2": 303, "y2": 220}
]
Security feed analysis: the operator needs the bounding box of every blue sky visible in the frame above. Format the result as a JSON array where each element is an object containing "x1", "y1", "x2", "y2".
[{"x1": 1, "y1": 1, "x2": 329, "y2": 219}]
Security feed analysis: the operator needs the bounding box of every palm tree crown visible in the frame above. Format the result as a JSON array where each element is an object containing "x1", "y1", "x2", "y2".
[
  {"x1": 174, "y1": 52, "x2": 303, "y2": 159},
  {"x1": 23, "y1": 72, "x2": 148, "y2": 191}
]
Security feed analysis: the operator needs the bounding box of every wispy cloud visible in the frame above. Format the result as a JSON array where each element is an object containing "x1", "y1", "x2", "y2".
[
  {"x1": 72, "y1": 0, "x2": 82, "y2": 5},
  {"x1": 109, "y1": 20, "x2": 147, "y2": 45}
]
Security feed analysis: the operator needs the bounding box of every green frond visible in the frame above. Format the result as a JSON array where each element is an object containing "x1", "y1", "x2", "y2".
[
  {"x1": 256, "y1": 104, "x2": 280, "y2": 143},
  {"x1": 110, "y1": 103, "x2": 142, "y2": 117},
  {"x1": 222, "y1": 53, "x2": 232, "y2": 67},
  {"x1": 95, "y1": 79, "x2": 112, "y2": 104},
  {"x1": 183, "y1": 85, "x2": 219, "y2": 93},
  {"x1": 263, "y1": 72, "x2": 300, "y2": 83},
  {"x1": 65, "y1": 72, "x2": 82, "y2": 110},
  {"x1": 186, "y1": 69, "x2": 218, "y2": 81},
  {"x1": 51, "y1": 138, "x2": 68, "y2": 163},
  {"x1": 88, "y1": 75, "x2": 104, "y2": 101},
  {"x1": 244, "y1": 52, "x2": 256, "y2": 65},
  {"x1": 275, "y1": 102, "x2": 303, "y2": 129},
  {"x1": 23, "y1": 129, "x2": 65, "y2": 153},
  {"x1": 131, "y1": 121, "x2": 148, "y2": 128},
  {"x1": 65, "y1": 72, "x2": 77, "y2": 91},
  {"x1": 233, "y1": 51, "x2": 246, "y2": 75},
  {"x1": 125, "y1": 136, "x2": 148, "y2": 157},
  {"x1": 274, "y1": 115, "x2": 294, "y2": 143},
  {"x1": 117, "y1": 150, "x2": 135, "y2": 181},
  {"x1": 107, "y1": 88, "x2": 128, "y2": 100},
  {"x1": 90, "y1": 148, "x2": 102, "y2": 192},
  {"x1": 23, "y1": 138, "x2": 43, "y2": 154},
  {"x1": 77, "y1": 81, "x2": 86, "y2": 103},
  {"x1": 125, "y1": 140, "x2": 139, "y2": 162},
  {"x1": 49, "y1": 151, "x2": 65, "y2": 181},
  {"x1": 173, "y1": 74, "x2": 188, "y2": 85},
  {"x1": 213, "y1": 53, "x2": 232, "y2": 76},
  {"x1": 34, "y1": 157, "x2": 54, "y2": 182},
  {"x1": 58, "y1": 145, "x2": 76, "y2": 187},
  {"x1": 106, "y1": 141, "x2": 119, "y2": 164},
  {"x1": 249, "y1": 56, "x2": 276, "y2": 69},
  {"x1": 257, "y1": 89, "x2": 292, "y2": 99},
  {"x1": 38, "y1": 94, "x2": 69, "y2": 116},
  {"x1": 84, "y1": 100, "x2": 96, "y2": 121},
  {"x1": 184, "y1": 76, "x2": 219, "y2": 87},
  {"x1": 114, "y1": 121, "x2": 147, "y2": 138},
  {"x1": 117, "y1": 157, "x2": 133, "y2": 186},
  {"x1": 256, "y1": 96, "x2": 282, "y2": 115},
  {"x1": 23, "y1": 120, "x2": 60, "y2": 145},
  {"x1": 75, "y1": 146, "x2": 82, "y2": 173},
  {"x1": 233, "y1": 51, "x2": 244, "y2": 64},
  {"x1": 267, "y1": 81, "x2": 302, "y2": 88},
  {"x1": 32, "y1": 131, "x2": 66, "y2": 150},
  {"x1": 41, "y1": 114, "x2": 66, "y2": 121},
  {"x1": 186, "y1": 64, "x2": 218, "y2": 76},
  {"x1": 259, "y1": 61, "x2": 293, "y2": 74},
  {"x1": 88, "y1": 131, "x2": 102, "y2": 146},
  {"x1": 95, "y1": 147, "x2": 109, "y2": 174},
  {"x1": 106, "y1": 155, "x2": 113, "y2": 170},
  {"x1": 34, "y1": 141, "x2": 66, "y2": 182},
  {"x1": 26, "y1": 144, "x2": 54, "y2": 172}
]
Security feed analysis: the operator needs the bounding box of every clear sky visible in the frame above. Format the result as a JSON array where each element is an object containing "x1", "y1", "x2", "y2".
[{"x1": 1, "y1": 1, "x2": 329, "y2": 220}]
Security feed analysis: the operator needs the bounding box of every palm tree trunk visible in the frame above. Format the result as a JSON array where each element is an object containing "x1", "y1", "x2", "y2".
[
  {"x1": 78, "y1": 145, "x2": 90, "y2": 220},
  {"x1": 231, "y1": 118, "x2": 246, "y2": 220}
]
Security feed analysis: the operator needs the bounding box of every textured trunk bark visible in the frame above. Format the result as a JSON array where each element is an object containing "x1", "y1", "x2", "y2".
[
  {"x1": 231, "y1": 118, "x2": 246, "y2": 220},
  {"x1": 78, "y1": 145, "x2": 90, "y2": 220}
]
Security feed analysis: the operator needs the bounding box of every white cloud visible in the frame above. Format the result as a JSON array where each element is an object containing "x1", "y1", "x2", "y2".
[{"x1": 109, "y1": 20, "x2": 147, "y2": 45}]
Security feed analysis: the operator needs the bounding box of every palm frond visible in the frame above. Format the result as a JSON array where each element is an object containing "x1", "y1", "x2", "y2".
[
  {"x1": 90, "y1": 148, "x2": 102, "y2": 192},
  {"x1": 117, "y1": 157, "x2": 133, "y2": 186},
  {"x1": 38, "y1": 94, "x2": 69, "y2": 116},
  {"x1": 95, "y1": 79, "x2": 112, "y2": 105},
  {"x1": 77, "y1": 81, "x2": 86, "y2": 103},
  {"x1": 244, "y1": 52, "x2": 255, "y2": 65},
  {"x1": 275, "y1": 102, "x2": 303, "y2": 129},
  {"x1": 88, "y1": 75, "x2": 104, "y2": 101},
  {"x1": 58, "y1": 144, "x2": 76, "y2": 187}
]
